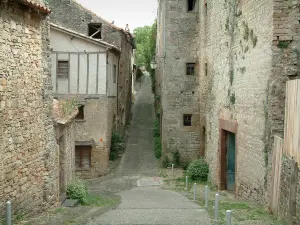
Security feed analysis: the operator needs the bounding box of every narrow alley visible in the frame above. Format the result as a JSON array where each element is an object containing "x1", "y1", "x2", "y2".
[{"x1": 86, "y1": 76, "x2": 211, "y2": 225}]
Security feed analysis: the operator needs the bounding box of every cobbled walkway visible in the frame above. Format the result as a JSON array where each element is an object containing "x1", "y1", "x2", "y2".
[{"x1": 87, "y1": 76, "x2": 211, "y2": 225}]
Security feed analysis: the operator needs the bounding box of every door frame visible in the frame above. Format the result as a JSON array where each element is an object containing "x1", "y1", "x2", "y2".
[{"x1": 219, "y1": 119, "x2": 238, "y2": 194}]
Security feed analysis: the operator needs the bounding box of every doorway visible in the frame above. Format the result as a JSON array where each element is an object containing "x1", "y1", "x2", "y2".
[
  {"x1": 59, "y1": 136, "x2": 66, "y2": 202},
  {"x1": 220, "y1": 130, "x2": 236, "y2": 191}
]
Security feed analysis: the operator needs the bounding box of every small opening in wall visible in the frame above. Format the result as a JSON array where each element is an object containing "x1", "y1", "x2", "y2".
[
  {"x1": 192, "y1": 91, "x2": 195, "y2": 94},
  {"x1": 187, "y1": 0, "x2": 196, "y2": 11},
  {"x1": 76, "y1": 105, "x2": 85, "y2": 120},
  {"x1": 88, "y1": 23, "x2": 102, "y2": 39},
  {"x1": 186, "y1": 63, "x2": 196, "y2": 75},
  {"x1": 205, "y1": 3, "x2": 208, "y2": 15},
  {"x1": 205, "y1": 63, "x2": 208, "y2": 76},
  {"x1": 75, "y1": 145, "x2": 92, "y2": 169},
  {"x1": 183, "y1": 114, "x2": 192, "y2": 127}
]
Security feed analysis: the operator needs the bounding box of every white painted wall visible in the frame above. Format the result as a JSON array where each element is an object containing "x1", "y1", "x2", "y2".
[
  {"x1": 50, "y1": 28, "x2": 117, "y2": 96},
  {"x1": 107, "y1": 52, "x2": 118, "y2": 97}
]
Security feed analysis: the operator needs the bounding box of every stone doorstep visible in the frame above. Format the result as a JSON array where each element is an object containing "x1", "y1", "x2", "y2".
[
  {"x1": 137, "y1": 177, "x2": 164, "y2": 187},
  {"x1": 62, "y1": 199, "x2": 80, "y2": 208}
]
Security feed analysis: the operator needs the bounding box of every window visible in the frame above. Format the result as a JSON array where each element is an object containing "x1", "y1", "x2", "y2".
[
  {"x1": 57, "y1": 60, "x2": 69, "y2": 77},
  {"x1": 76, "y1": 105, "x2": 84, "y2": 120},
  {"x1": 186, "y1": 63, "x2": 196, "y2": 75},
  {"x1": 75, "y1": 146, "x2": 91, "y2": 169},
  {"x1": 183, "y1": 114, "x2": 192, "y2": 126},
  {"x1": 88, "y1": 23, "x2": 102, "y2": 39},
  {"x1": 205, "y1": 63, "x2": 208, "y2": 76},
  {"x1": 188, "y1": 0, "x2": 196, "y2": 11},
  {"x1": 113, "y1": 65, "x2": 117, "y2": 83}
]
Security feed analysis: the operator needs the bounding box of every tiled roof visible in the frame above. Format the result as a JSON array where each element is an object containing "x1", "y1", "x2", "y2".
[
  {"x1": 17, "y1": 0, "x2": 51, "y2": 14},
  {"x1": 53, "y1": 99, "x2": 78, "y2": 125}
]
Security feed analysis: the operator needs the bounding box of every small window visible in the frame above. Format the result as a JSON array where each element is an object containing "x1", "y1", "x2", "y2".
[
  {"x1": 186, "y1": 63, "x2": 196, "y2": 75},
  {"x1": 57, "y1": 60, "x2": 69, "y2": 77},
  {"x1": 205, "y1": 63, "x2": 208, "y2": 76},
  {"x1": 75, "y1": 146, "x2": 91, "y2": 169},
  {"x1": 113, "y1": 65, "x2": 117, "y2": 83},
  {"x1": 76, "y1": 105, "x2": 84, "y2": 120},
  {"x1": 183, "y1": 114, "x2": 192, "y2": 126},
  {"x1": 188, "y1": 0, "x2": 196, "y2": 11},
  {"x1": 88, "y1": 23, "x2": 102, "y2": 39}
]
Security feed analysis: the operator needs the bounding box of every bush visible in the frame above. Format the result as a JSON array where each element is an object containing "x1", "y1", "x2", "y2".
[
  {"x1": 110, "y1": 132, "x2": 125, "y2": 161},
  {"x1": 162, "y1": 156, "x2": 170, "y2": 168},
  {"x1": 67, "y1": 179, "x2": 88, "y2": 204},
  {"x1": 187, "y1": 158, "x2": 209, "y2": 182},
  {"x1": 172, "y1": 151, "x2": 181, "y2": 167},
  {"x1": 153, "y1": 118, "x2": 160, "y2": 137},
  {"x1": 154, "y1": 137, "x2": 162, "y2": 159},
  {"x1": 136, "y1": 67, "x2": 144, "y2": 81}
]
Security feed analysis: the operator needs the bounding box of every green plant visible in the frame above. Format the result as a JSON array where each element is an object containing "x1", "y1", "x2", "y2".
[
  {"x1": 278, "y1": 40, "x2": 290, "y2": 49},
  {"x1": 162, "y1": 156, "x2": 170, "y2": 168},
  {"x1": 154, "y1": 137, "x2": 162, "y2": 159},
  {"x1": 110, "y1": 132, "x2": 125, "y2": 161},
  {"x1": 136, "y1": 67, "x2": 144, "y2": 81},
  {"x1": 243, "y1": 21, "x2": 249, "y2": 41},
  {"x1": 181, "y1": 161, "x2": 189, "y2": 170},
  {"x1": 186, "y1": 158, "x2": 209, "y2": 181},
  {"x1": 229, "y1": 70, "x2": 234, "y2": 86},
  {"x1": 82, "y1": 194, "x2": 120, "y2": 207},
  {"x1": 230, "y1": 93, "x2": 236, "y2": 105},
  {"x1": 153, "y1": 118, "x2": 160, "y2": 137},
  {"x1": 172, "y1": 150, "x2": 181, "y2": 167},
  {"x1": 66, "y1": 179, "x2": 88, "y2": 204}
]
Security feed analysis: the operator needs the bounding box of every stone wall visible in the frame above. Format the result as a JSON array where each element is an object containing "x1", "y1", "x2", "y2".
[
  {"x1": 157, "y1": 0, "x2": 201, "y2": 163},
  {"x1": 55, "y1": 122, "x2": 75, "y2": 190},
  {"x1": 74, "y1": 96, "x2": 117, "y2": 179},
  {"x1": 269, "y1": 0, "x2": 300, "y2": 222},
  {"x1": 200, "y1": 0, "x2": 273, "y2": 202},
  {"x1": 47, "y1": 0, "x2": 134, "y2": 135},
  {"x1": 278, "y1": 157, "x2": 300, "y2": 223},
  {"x1": 0, "y1": 0, "x2": 58, "y2": 217}
]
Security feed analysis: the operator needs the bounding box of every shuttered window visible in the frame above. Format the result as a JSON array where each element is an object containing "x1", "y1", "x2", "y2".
[
  {"x1": 58, "y1": 60, "x2": 69, "y2": 77},
  {"x1": 75, "y1": 146, "x2": 92, "y2": 169}
]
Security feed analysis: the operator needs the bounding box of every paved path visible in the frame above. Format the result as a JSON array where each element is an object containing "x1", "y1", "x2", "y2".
[{"x1": 87, "y1": 76, "x2": 211, "y2": 225}]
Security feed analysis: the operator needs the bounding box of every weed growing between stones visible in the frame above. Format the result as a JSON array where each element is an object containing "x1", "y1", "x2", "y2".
[
  {"x1": 278, "y1": 41, "x2": 290, "y2": 49},
  {"x1": 110, "y1": 132, "x2": 125, "y2": 161},
  {"x1": 155, "y1": 137, "x2": 162, "y2": 159},
  {"x1": 230, "y1": 93, "x2": 236, "y2": 105},
  {"x1": 230, "y1": 70, "x2": 234, "y2": 86}
]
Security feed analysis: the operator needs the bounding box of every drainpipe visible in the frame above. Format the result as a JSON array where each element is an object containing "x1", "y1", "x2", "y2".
[{"x1": 117, "y1": 54, "x2": 120, "y2": 131}]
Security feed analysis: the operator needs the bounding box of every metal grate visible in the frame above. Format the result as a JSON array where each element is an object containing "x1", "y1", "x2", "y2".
[{"x1": 58, "y1": 60, "x2": 69, "y2": 77}]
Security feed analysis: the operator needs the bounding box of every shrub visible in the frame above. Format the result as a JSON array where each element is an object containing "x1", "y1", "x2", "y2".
[
  {"x1": 154, "y1": 137, "x2": 162, "y2": 159},
  {"x1": 162, "y1": 156, "x2": 170, "y2": 168},
  {"x1": 67, "y1": 179, "x2": 88, "y2": 204},
  {"x1": 153, "y1": 118, "x2": 160, "y2": 137},
  {"x1": 187, "y1": 158, "x2": 209, "y2": 182},
  {"x1": 110, "y1": 132, "x2": 125, "y2": 161},
  {"x1": 172, "y1": 151, "x2": 181, "y2": 167}
]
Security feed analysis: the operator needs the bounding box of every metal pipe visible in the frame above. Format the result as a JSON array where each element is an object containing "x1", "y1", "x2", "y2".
[
  {"x1": 226, "y1": 210, "x2": 232, "y2": 225},
  {"x1": 193, "y1": 183, "x2": 196, "y2": 201},
  {"x1": 6, "y1": 201, "x2": 11, "y2": 225},
  {"x1": 214, "y1": 193, "x2": 219, "y2": 224},
  {"x1": 185, "y1": 176, "x2": 188, "y2": 190},
  {"x1": 204, "y1": 185, "x2": 208, "y2": 209}
]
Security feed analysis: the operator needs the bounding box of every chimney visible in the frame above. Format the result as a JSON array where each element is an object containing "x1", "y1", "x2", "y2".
[{"x1": 125, "y1": 24, "x2": 130, "y2": 32}]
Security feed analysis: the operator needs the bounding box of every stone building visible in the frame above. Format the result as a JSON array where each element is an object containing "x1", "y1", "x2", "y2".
[
  {"x1": 157, "y1": 0, "x2": 300, "y2": 222},
  {"x1": 53, "y1": 99, "x2": 78, "y2": 201},
  {"x1": 0, "y1": 0, "x2": 58, "y2": 217},
  {"x1": 50, "y1": 23, "x2": 121, "y2": 179},
  {"x1": 156, "y1": 0, "x2": 201, "y2": 163},
  {"x1": 47, "y1": 0, "x2": 135, "y2": 135}
]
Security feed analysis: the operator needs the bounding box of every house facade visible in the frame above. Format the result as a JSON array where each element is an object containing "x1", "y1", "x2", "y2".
[
  {"x1": 156, "y1": 0, "x2": 300, "y2": 222},
  {"x1": 0, "y1": 0, "x2": 58, "y2": 217},
  {"x1": 53, "y1": 99, "x2": 78, "y2": 201},
  {"x1": 47, "y1": 0, "x2": 135, "y2": 135},
  {"x1": 50, "y1": 24, "x2": 120, "y2": 179}
]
